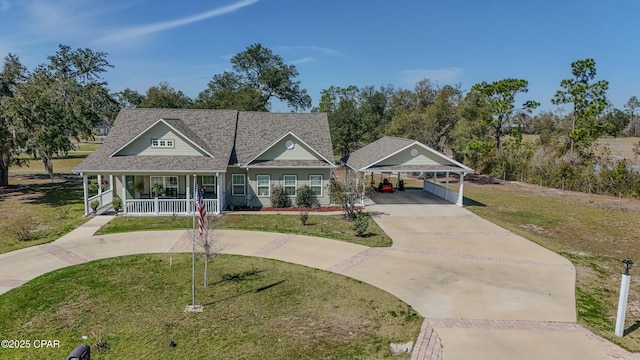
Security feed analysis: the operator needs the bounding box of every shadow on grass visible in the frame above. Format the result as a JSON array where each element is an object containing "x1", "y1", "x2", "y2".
[
  {"x1": 202, "y1": 280, "x2": 286, "y2": 307},
  {"x1": 463, "y1": 196, "x2": 486, "y2": 207},
  {"x1": 624, "y1": 321, "x2": 640, "y2": 336},
  {"x1": 1, "y1": 175, "x2": 83, "y2": 205}
]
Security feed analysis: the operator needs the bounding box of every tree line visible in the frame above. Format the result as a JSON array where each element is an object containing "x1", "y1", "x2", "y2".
[{"x1": 2, "y1": 43, "x2": 640, "y2": 197}]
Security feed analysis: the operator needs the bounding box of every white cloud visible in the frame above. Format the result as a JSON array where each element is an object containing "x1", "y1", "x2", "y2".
[
  {"x1": 97, "y1": 0, "x2": 259, "y2": 44},
  {"x1": 290, "y1": 57, "x2": 314, "y2": 65},
  {"x1": 277, "y1": 46, "x2": 348, "y2": 58},
  {"x1": 400, "y1": 67, "x2": 464, "y2": 86}
]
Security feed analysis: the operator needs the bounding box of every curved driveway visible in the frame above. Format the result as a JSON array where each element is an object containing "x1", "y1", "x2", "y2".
[{"x1": 0, "y1": 194, "x2": 636, "y2": 359}]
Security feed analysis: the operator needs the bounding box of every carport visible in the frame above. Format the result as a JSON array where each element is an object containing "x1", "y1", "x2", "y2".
[{"x1": 342, "y1": 136, "x2": 473, "y2": 206}]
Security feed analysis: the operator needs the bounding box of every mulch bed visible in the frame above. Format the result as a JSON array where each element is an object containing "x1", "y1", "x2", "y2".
[{"x1": 231, "y1": 206, "x2": 345, "y2": 212}]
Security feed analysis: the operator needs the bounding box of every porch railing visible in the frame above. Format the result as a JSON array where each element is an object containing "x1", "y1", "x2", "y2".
[
  {"x1": 423, "y1": 181, "x2": 459, "y2": 204},
  {"x1": 125, "y1": 198, "x2": 218, "y2": 215},
  {"x1": 88, "y1": 189, "x2": 114, "y2": 209}
]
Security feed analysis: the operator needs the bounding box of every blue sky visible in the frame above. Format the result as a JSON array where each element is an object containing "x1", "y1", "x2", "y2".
[{"x1": 1, "y1": 0, "x2": 639, "y2": 112}]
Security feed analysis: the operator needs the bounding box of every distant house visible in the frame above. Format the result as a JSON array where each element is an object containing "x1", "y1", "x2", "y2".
[{"x1": 74, "y1": 109, "x2": 336, "y2": 216}]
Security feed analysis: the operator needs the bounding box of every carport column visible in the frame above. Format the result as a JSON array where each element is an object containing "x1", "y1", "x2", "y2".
[
  {"x1": 121, "y1": 175, "x2": 127, "y2": 215},
  {"x1": 82, "y1": 173, "x2": 89, "y2": 216},
  {"x1": 456, "y1": 173, "x2": 465, "y2": 206},
  {"x1": 445, "y1": 172, "x2": 449, "y2": 200}
]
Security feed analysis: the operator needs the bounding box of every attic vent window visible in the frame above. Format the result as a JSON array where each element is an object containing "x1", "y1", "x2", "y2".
[
  {"x1": 410, "y1": 149, "x2": 419, "y2": 157},
  {"x1": 152, "y1": 139, "x2": 174, "y2": 148},
  {"x1": 285, "y1": 140, "x2": 295, "y2": 150}
]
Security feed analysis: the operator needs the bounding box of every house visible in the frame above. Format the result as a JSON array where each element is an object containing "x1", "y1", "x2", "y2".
[{"x1": 73, "y1": 109, "x2": 336, "y2": 216}]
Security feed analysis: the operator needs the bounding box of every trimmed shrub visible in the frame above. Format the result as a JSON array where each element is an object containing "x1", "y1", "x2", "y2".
[
  {"x1": 90, "y1": 200, "x2": 100, "y2": 213},
  {"x1": 111, "y1": 197, "x2": 123, "y2": 213},
  {"x1": 295, "y1": 184, "x2": 314, "y2": 208},
  {"x1": 270, "y1": 184, "x2": 288, "y2": 208},
  {"x1": 352, "y1": 212, "x2": 370, "y2": 237},
  {"x1": 299, "y1": 211, "x2": 309, "y2": 225}
]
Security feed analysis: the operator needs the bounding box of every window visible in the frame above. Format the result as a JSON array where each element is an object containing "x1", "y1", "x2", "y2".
[
  {"x1": 257, "y1": 175, "x2": 270, "y2": 197},
  {"x1": 232, "y1": 174, "x2": 245, "y2": 196},
  {"x1": 202, "y1": 175, "x2": 217, "y2": 197},
  {"x1": 283, "y1": 175, "x2": 297, "y2": 196},
  {"x1": 309, "y1": 175, "x2": 323, "y2": 196},
  {"x1": 151, "y1": 139, "x2": 174, "y2": 148},
  {"x1": 150, "y1": 176, "x2": 178, "y2": 197}
]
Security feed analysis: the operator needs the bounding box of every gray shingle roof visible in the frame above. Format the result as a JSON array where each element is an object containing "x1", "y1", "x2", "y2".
[
  {"x1": 74, "y1": 109, "x2": 336, "y2": 173},
  {"x1": 75, "y1": 109, "x2": 238, "y2": 173},
  {"x1": 342, "y1": 136, "x2": 415, "y2": 170},
  {"x1": 343, "y1": 136, "x2": 473, "y2": 173},
  {"x1": 235, "y1": 112, "x2": 335, "y2": 166}
]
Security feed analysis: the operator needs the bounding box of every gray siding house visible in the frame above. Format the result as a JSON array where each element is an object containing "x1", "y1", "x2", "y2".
[{"x1": 74, "y1": 109, "x2": 336, "y2": 216}]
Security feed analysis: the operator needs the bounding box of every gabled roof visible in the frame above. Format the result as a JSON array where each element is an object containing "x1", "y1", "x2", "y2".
[
  {"x1": 244, "y1": 131, "x2": 335, "y2": 167},
  {"x1": 109, "y1": 118, "x2": 215, "y2": 158},
  {"x1": 234, "y1": 112, "x2": 335, "y2": 167},
  {"x1": 74, "y1": 109, "x2": 238, "y2": 173},
  {"x1": 343, "y1": 136, "x2": 473, "y2": 173},
  {"x1": 74, "y1": 109, "x2": 336, "y2": 174}
]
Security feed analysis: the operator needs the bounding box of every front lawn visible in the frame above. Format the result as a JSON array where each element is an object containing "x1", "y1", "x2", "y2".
[
  {"x1": 0, "y1": 254, "x2": 422, "y2": 359},
  {"x1": 95, "y1": 213, "x2": 392, "y2": 247}
]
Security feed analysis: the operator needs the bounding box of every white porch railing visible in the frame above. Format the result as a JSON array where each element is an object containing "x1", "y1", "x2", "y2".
[
  {"x1": 88, "y1": 189, "x2": 114, "y2": 209},
  {"x1": 423, "y1": 181, "x2": 459, "y2": 204},
  {"x1": 125, "y1": 198, "x2": 218, "y2": 215}
]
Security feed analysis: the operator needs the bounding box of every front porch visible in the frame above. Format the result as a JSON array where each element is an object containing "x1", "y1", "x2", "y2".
[
  {"x1": 81, "y1": 173, "x2": 225, "y2": 216},
  {"x1": 125, "y1": 197, "x2": 218, "y2": 215}
]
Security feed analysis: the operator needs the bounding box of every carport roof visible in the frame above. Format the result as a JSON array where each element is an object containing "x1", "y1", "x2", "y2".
[{"x1": 342, "y1": 136, "x2": 473, "y2": 173}]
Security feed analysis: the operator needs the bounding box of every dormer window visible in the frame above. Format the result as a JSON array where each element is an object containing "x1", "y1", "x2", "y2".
[{"x1": 151, "y1": 139, "x2": 174, "y2": 148}]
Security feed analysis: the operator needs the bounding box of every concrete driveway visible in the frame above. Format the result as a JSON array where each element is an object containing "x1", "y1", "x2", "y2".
[
  {"x1": 357, "y1": 199, "x2": 626, "y2": 360},
  {"x1": 0, "y1": 202, "x2": 636, "y2": 359}
]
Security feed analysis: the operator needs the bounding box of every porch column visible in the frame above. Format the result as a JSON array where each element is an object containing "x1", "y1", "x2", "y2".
[
  {"x1": 97, "y1": 175, "x2": 103, "y2": 206},
  {"x1": 186, "y1": 174, "x2": 191, "y2": 215},
  {"x1": 121, "y1": 175, "x2": 127, "y2": 215},
  {"x1": 219, "y1": 173, "x2": 226, "y2": 212},
  {"x1": 216, "y1": 172, "x2": 221, "y2": 214},
  {"x1": 456, "y1": 173, "x2": 465, "y2": 206},
  {"x1": 82, "y1": 174, "x2": 89, "y2": 216},
  {"x1": 109, "y1": 175, "x2": 114, "y2": 192}
]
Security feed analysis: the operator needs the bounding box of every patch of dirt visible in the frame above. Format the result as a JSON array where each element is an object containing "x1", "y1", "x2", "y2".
[{"x1": 520, "y1": 223, "x2": 549, "y2": 235}]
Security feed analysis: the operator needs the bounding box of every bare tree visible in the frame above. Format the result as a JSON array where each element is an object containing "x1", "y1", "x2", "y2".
[{"x1": 197, "y1": 214, "x2": 223, "y2": 288}]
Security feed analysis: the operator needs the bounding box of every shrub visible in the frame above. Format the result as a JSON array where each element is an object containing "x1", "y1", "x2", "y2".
[
  {"x1": 13, "y1": 221, "x2": 35, "y2": 241},
  {"x1": 352, "y1": 212, "x2": 369, "y2": 237},
  {"x1": 111, "y1": 197, "x2": 123, "y2": 213},
  {"x1": 299, "y1": 211, "x2": 309, "y2": 225},
  {"x1": 295, "y1": 184, "x2": 314, "y2": 208},
  {"x1": 270, "y1": 184, "x2": 288, "y2": 208},
  {"x1": 90, "y1": 200, "x2": 100, "y2": 213}
]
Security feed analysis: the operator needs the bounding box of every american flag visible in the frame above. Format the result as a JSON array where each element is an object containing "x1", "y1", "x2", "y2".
[{"x1": 195, "y1": 183, "x2": 206, "y2": 236}]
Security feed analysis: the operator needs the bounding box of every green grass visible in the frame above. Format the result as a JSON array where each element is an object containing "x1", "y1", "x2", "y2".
[
  {"x1": 96, "y1": 213, "x2": 393, "y2": 247},
  {"x1": 464, "y1": 181, "x2": 640, "y2": 351},
  {"x1": 0, "y1": 254, "x2": 422, "y2": 359},
  {"x1": 0, "y1": 177, "x2": 90, "y2": 254}
]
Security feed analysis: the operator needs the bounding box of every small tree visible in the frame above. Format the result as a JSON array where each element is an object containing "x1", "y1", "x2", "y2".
[
  {"x1": 327, "y1": 176, "x2": 367, "y2": 221},
  {"x1": 198, "y1": 214, "x2": 222, "y2": 288}
]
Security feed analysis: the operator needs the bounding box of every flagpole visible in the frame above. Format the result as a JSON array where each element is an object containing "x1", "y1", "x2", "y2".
[{"x1": 191, "y1": 175, "x2": 197, "y2": 308}]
